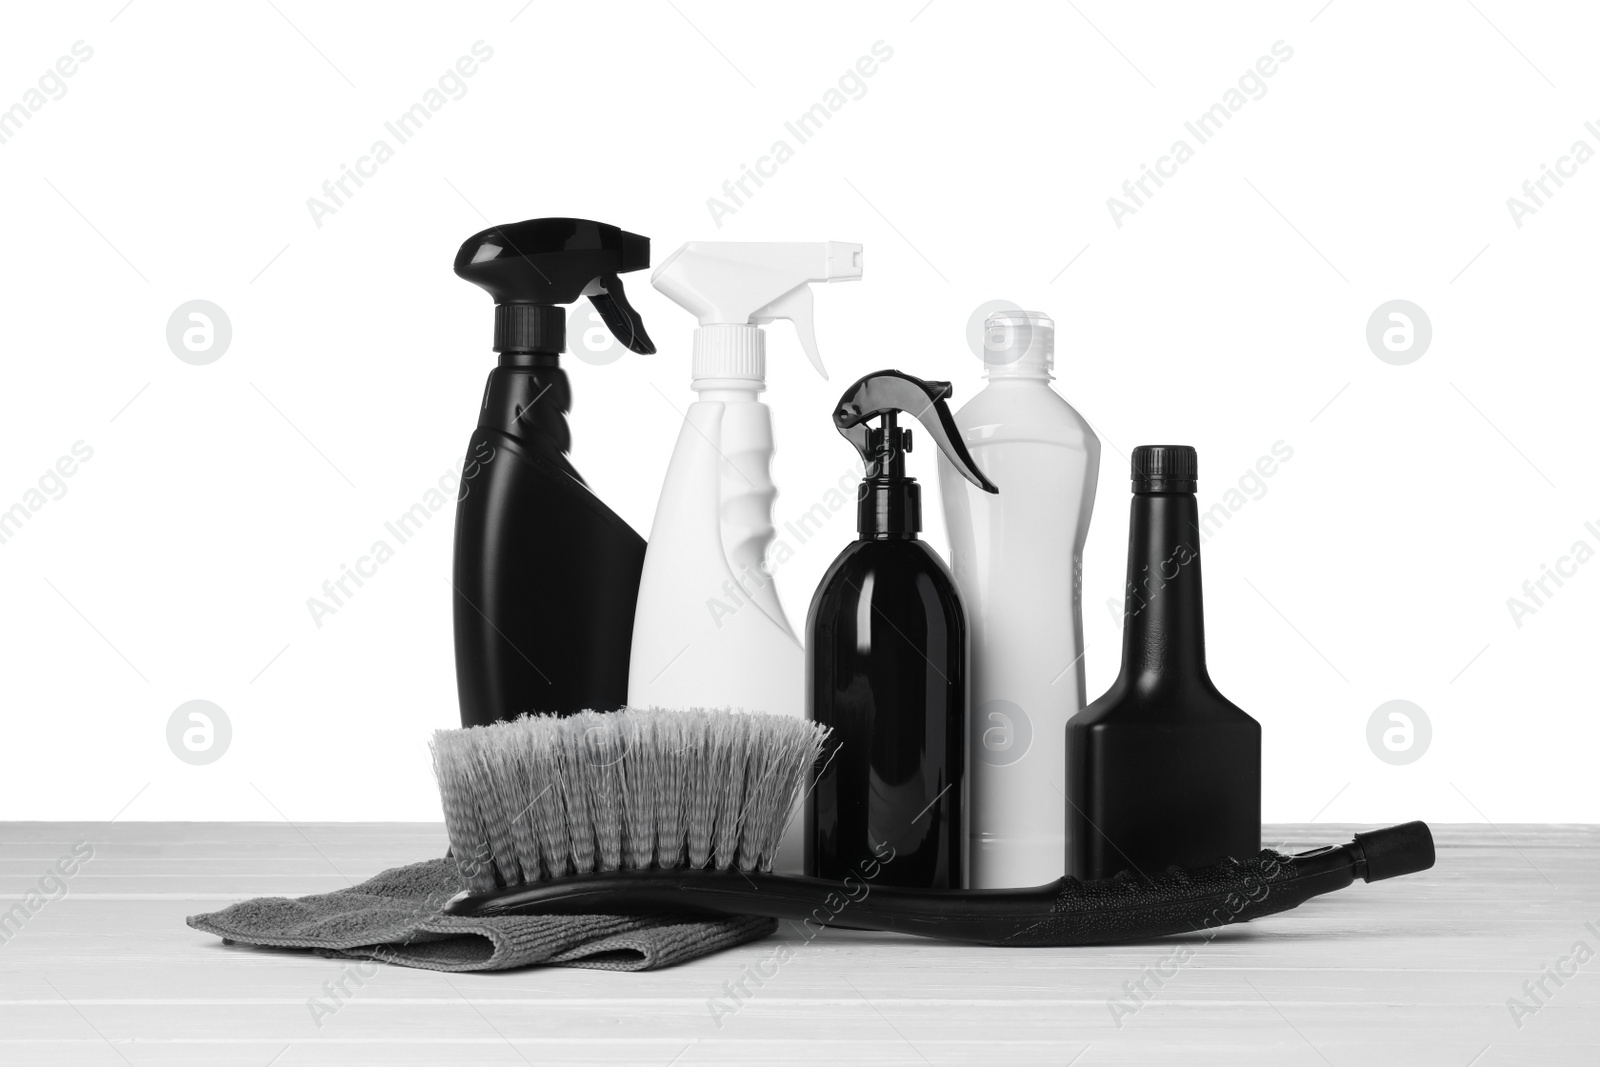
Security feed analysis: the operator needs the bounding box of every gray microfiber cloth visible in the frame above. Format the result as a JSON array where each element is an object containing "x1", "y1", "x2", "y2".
[{"x1": 187, "y1": 857, "x2": 775, "y2": 972}]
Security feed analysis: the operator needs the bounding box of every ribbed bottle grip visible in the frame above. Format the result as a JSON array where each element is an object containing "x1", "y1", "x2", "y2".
[{"x1": 719, "y1": 439, "x2": 792, "y2": 636}]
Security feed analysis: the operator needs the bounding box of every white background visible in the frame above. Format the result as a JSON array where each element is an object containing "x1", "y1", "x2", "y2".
[{"x1": 1, "y1": 0, "x2": 1594, "y2": 825}]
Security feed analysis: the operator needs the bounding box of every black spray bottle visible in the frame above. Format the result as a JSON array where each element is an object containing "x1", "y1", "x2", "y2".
[
  {"x1": 1066, "y1": 445, "x2": 1261, "y2": 880},
  {"x1": 451, "y1": 219, "x2": 655, "y2": 727},
  {"x1": 807, "y1": 371, "x2": 998, "y2": 889}
]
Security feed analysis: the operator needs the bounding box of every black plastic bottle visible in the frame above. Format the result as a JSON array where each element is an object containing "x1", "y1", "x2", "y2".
[
  {"x1": 806, "y1": 371, "x2": 998, "y2": 889},
  {"x1": 451, "y1": 219, "x2": 655, "y2": 727},
  {"x1": 1065, "y1": 445, "x2": 1261, "y2": 880}
]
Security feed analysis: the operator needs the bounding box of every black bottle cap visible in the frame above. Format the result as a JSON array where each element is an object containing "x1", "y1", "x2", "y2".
[
  {"x1": 493, "y1": 304, "x2": 565, "y2": 354},
  {"x1": 454, "y1": 218, "x2": 655, "y2": 357},
  {"x1": 1131, "y1": 444, "x2": 1197, "y2": 493}
]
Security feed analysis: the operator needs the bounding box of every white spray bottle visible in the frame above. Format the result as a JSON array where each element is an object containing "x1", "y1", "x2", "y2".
[{"x1": 631, "y1": 241, "x2": 863, "y2": 874}]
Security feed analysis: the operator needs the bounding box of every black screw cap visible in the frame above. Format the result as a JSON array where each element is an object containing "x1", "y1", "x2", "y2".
[{"x1": 1131, "y1": 444, "x2": 1198, "y2": 493}]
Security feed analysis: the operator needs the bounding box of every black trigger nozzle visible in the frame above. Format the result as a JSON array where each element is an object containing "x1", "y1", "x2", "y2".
[
  {"x1": 588, "y1": 273, "x2": 654, "y2": 355},
  {"x1": 454, "y1": 218, "x2": 654, "y2": 357}
]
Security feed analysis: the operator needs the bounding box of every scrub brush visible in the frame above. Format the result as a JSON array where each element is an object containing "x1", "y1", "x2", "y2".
[
  {"x1": 431, "y1": 707, "x2": 829, "y2": 892},
  {"x1": 432, "y1": 708, "x2": 1435, "y2": 946}
]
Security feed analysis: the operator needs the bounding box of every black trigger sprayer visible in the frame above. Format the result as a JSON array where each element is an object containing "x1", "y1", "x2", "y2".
[
  {"x1": 450, "y1": 218, "x2": 654, "y2": 726},
  {"x1": 834, "y1": 370, "x2": 998, "y2": 539},
  {"x1": 805, "y1": 371, "x2": 996, "y2": 889}
]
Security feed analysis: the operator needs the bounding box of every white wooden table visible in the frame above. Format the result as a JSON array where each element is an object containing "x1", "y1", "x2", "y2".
[{"x1": 2, "y1": 823, "x2": 1595, "y2": 1065}]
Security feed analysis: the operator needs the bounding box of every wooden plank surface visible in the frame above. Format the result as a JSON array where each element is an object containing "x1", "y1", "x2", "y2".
[{"x1": 1, "y1": 823, "x2": 1595, "y2": 1065}]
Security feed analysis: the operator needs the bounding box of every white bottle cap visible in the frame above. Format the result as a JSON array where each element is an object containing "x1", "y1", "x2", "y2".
[
  {"x1": 692, "y1": 324, "x2": 765, "y2": 383},
  {"x1": 983, "y1": 310, "x2": 1054, "y2": 379}
]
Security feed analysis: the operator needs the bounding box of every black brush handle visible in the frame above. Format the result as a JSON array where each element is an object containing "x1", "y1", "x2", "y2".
[{"x1": 444, "y1": 823, "x2": 1433, "y2": 946}]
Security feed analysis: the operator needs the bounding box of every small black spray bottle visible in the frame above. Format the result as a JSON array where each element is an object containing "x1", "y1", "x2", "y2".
[{"x1": 806, "y1": 371, "x2": 998, "y2": 889}]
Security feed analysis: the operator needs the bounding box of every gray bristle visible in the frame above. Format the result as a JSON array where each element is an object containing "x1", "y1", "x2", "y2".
[
  {"x1": 652, "y1": 711, "x2": 687, "y2": 868},
  {"x1": 429, "y1": 727, "x2": 496, "y2": 894},
  {"x1": 431, "y1": 708, "x2": 829, "y2": 889},
  {"x1": 472, "y1": 728, "x2": 523, "y2": 886},
  {"x1": 557, "y1": 719, "x2": 596, "y2": 875},
  {"x1": 523, "y1": 717, "x2": 569, "y2": 879},
  {"x1": 709, "y1": 713, "x2": 749, "y2": 870},
  {"x1": 683, "y1": 713, "x2": 715, "y2": 869},
  {"x1": 620, "y1": 712, "x2": 658, "y2": 869}
]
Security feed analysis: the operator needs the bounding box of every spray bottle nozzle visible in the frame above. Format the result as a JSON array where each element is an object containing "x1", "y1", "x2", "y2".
[
  {"x1": 835, "y1": 371, "x2": 996, "y2": 538},
  {"x1": 454, "y1": 218, "x2": 655, "y2": 356},
  {"x1": 652, "y1": 241, "x2": 862, "y2": 382},
  {"x1": 835, "y1": 371, "x2": 997, "y2": 492}
]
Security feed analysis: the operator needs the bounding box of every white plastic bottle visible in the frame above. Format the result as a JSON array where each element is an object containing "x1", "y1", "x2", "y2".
[
  {"x1": 630, "y1": 241, "x2": 862, "y2": 874},
  {"x1": 937, "y1": 310, "x2": 1100, "y2": 888}
]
